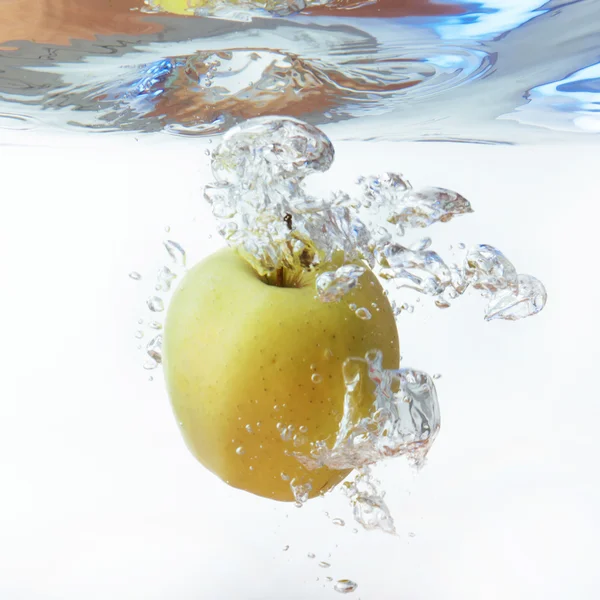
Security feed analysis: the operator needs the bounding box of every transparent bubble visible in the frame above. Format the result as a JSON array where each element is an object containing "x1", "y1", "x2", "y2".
[
  {"x1": 146, "y1": 296, "x2": 164, "y2": 312},
  {"x1": 334, "y1": 579, "x2": 358, "y2": 594},
  {"x1": 129, "y1": 271, "x2": 142, "y2": 280},
  {"x1": 355, "y1": 307, "x2": 372, "y2": 320}
]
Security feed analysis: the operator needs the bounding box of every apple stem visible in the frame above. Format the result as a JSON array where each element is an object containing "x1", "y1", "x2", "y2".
[{"x1": 276, "y1": 267, "x2": 284, "y2": 287}]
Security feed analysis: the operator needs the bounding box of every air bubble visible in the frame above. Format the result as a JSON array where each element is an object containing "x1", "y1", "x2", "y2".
[
  {"x1": 147, "y1": 296, "x2": 164, "y2": 312},
  {"x1": 129, "y1": 271, "x2": 142, "y2": 280},
  {"x1": 334, "y1": 580, "x2": 358, "y2": 594},
  {"x1": 355, "y1": 307, "x2": 372, "y2": 320},
  {"x1": 236, "y1": 446, "x2": 245, "y2": 455}
]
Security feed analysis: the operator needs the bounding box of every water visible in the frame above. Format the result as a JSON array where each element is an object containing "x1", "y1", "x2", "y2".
[
  {"x1": 1, "y1": 2, "x2": 599, "y2": 600},
  {"x1": 0, "y1": 0, "x2": 599, "y2": 141}
]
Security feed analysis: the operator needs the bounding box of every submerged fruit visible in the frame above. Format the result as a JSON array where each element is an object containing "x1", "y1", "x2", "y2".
[{"x1": 163, "y1": 247, "x2": 399, "y2": 501}]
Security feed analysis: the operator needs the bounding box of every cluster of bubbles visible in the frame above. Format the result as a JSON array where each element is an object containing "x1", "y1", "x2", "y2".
[
  {"x1": 205, "y1": 116, "x2": 547, "y2": 322},
  {"x1": 130, "y1": 238, "x2": 187, "y2": 373}
]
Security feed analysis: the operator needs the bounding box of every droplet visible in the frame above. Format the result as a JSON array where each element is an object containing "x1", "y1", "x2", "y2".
[
  {"x1": 134, "y1": 330, "x2": 144, "y2": 339},
  {"x1": 299, "y1": 425, "x2": 308, "y2": 434},
  {"x1": 408, "y1": 531, "x2": 416, "y2": 538},
  {"x1": 332, "y1": 518, "x2": 345, "y2": 527},
  {"x1": 129, "y1": 271, "x2": 142, "y2": 280},
  {"x1": 205, "y1": 149, "x2": 211, "y2": 156},
  {"x1": 137, "y1": 318, "x2": 144, "y2": 325},
  {"x1": 245, "y1": 424, "x2": 253, "y2": 434},
  {"x1": 433, "y1": 373, "x2": 441, "y2": 380},
  {"x1": 355, "y1": 307, "x2": 372, "y2": 320},
  {"x1": 163, "y1": 240, "x2": 187, "y2": 268},
  {"x1": 435, "y1": 299, "x2": 451, "y2": 309},
  {"x1": 326, "y1": 576, "x2": 333, "y2": 582},
  {"x1": 236, "y1": 446, "x2": 245, "y2": 455},
  {"x1": 283, "y1": 545, "x2": 289, "y2": 551},
  {"x1": 307, "y1": 552, "x2": 316, "y2": 559},
  {"x1": 319, "y1": 561, "x2": 331, "y2": 568},
  {"x1": 311, "y1": 373, "x2": 323, "y2": 384},
  {"x1": 147, "y1": 296, "x2": 164, "y2": 312},
  {"x1": 334, "y1": 580, "x2": 358, "y2": 594},
  {"x1": 458, "y1": 242, "x2": 466, "y2": 249},
  {"x1": 148, "y1": 321, "x2": 162, "y2": 330},
  {"x1": 280, "y1": 472, "x2": 290, "y2": 481},
  {"x1": 324, "y1": 348, "x2": 333, "y2": 359}
]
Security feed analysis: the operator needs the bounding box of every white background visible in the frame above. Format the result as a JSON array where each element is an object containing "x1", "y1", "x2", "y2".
[{"x1": 1, "y1": 130, "x2": 599, "y2": 599}]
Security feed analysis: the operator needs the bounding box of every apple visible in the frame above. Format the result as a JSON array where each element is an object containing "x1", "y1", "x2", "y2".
[{"x1": 163, "y1": 247, "x2": 399, "y2": 502}]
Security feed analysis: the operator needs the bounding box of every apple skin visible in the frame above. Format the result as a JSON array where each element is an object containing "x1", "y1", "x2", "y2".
[{"x1": 163, "y1": 247, "x2": 399, "y2": 501}]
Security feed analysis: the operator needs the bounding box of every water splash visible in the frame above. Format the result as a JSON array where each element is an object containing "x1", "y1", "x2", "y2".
[
  {"x1": 295, "y1": 351, "x2": 440, "y2": 472},
  {"x1": 343, "y1": 468, "x2": 396, "y2": 535},
  {"x1": 484, "y1": 274, "x2": 547, "y2": 321}
]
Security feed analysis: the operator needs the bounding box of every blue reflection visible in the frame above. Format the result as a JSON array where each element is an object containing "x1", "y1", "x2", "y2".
[
  {"x1": 533, "y1": 62, "x2": 600, "y2": 113},
  {"x1": 430, "y1": 0, "x2": 549, "y2": 40}
]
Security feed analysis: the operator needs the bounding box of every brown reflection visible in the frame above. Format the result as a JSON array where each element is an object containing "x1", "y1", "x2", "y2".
[
  {"x1": 0, "y1": 0, "x2": 467, "y2": 48},
  {"x1": 0, "y1": 0, "x2": 160, "y2": 47},
  {"x1": 132, "y1": 50, "x2": 429, "y2": 128},
  {"x1": 304, "y1": 0, "x2": 467, "y2": 18}
]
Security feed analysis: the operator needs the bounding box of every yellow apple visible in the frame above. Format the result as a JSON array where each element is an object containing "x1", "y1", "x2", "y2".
[
  {"x1": 152, "y1": 0, "x2": 270, "y2": 16},
  {"x1": 163, "y1": 247, "x2": 399, "y2": 501}
]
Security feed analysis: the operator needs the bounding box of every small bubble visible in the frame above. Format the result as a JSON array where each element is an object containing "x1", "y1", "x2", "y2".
[
  {"x1": 148, "y1": 321, "x2": 162, "y2": 330},
  {"x1": 324, "y1": 348, "x2": 333, "y2": 359},
  {"x1": 433, "y1": 373, "x2": 441, "y2": 380},
  {"x1": 311, "y1": 373, "x2": 323, "y2": 384},
  {"x1": 129, "y1": 271, "x2": 142, "y2": 280},
  {"x1": 435, "y1": 299, "x2": 451, "y2": 309},
  {"x1": 307, "y1": 553, "x2": 315, "y2": 559},
  {"x1": 348, "y1": 303, "x2": 357, "y2": 311},
  {"x1": 332, "y1": 518, "x2": 345, "y2": 527},
  {"x1": 249, "y1": 465, "x2": 253, "y2": 471},
  {"x1": 148, "y1": 376, "x2": 153, "y2": 382},
  {"x1": 408, "y1": 532, "x2": 416, "y2": 538},
  {"x1": 355, "y1": 307, "x2": 372, "y2": 320},
  {"x1": 334, "y1": 580, "x2": 358, "y2": 594},
  {"x1": 283, "y1": 545, "x2": 289, "y2": 551},
  {"x1": 204, "y1": 149, "x2": 211, "y2": 156},
  {"x1": 236, "y1": 446, "x2": 245, "y2": 455},
  {"x1": 319, "y1": 561, "x2": 331, "y2": 569},
  {"x1": 352, "y1": 528, "x2": 358, "y2": 534},
  {"x1": 245, "y1": 424, "x2": 253, "y2": 434},
  {"x1": 458, "y1": 242, "x2": 466, "y2": 249},
  {"x1": 137, "y1": 318, "x2": 144, "y2": 325},
  {"x1": 147, "y1": 296, "x2": 164, "y2": 312},
  {"x1": 281, "y1": 472, "x2": 290, "y2": 481},
  {"x1": 326, "y1": 576, "x2": 333, "y2": 582},
  {"x1": 164, "y1": 225, "x2": 171, "y2": 233},
  {"x1": 299, "y1": 425, "x2": 308, "y2": 434},
  {"x1": 134, "y1": 330, "x2": 144, "y2": 339}
]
